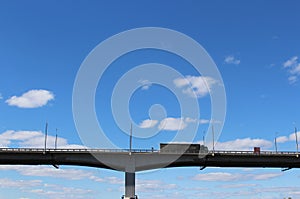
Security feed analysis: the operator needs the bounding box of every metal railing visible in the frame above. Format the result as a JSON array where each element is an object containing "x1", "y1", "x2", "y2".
[
  {"x1": 213, "y1": 150, "x2": 299, "y2": 155},
  {"x1": 0, "y1": 148, "x2": 158, "y2": 153},
  {"x1": 0, "y1": 148, "x2": 299, "y2": 156}
]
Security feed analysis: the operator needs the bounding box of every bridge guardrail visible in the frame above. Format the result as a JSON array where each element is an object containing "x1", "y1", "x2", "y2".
[
  {"x1": 0, "y1": 148, "x2": 299, "y2": 155},
  {"x1": 210, "y1": 150, "x2": 299, "y2": 155},
  {"x1": 0, "y1": 148, "x2": 159, "y2": 153}
]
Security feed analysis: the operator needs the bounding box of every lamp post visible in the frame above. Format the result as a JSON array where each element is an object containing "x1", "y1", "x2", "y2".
[
  {"x1": 275, "y1": 132, "x2": 278, "y2": 153},
  {"x1": 212, "y1": 125, "x2": 215, "y2": 156},
  {"x1": 55, "y1": 128, "x2": 58, "y2": 150},
  {"x1": 203, "y1": 130, "x2": 205, "y2": 146},
  {"x1": 129, "y1": 123, "x2": 133, "y2": 155},
  {"x1": 44, "y1": 122, "x2": 48, "y2": 154},
  {"x1": 295, "y1": 127, "x2": 299, "y2": 157}
]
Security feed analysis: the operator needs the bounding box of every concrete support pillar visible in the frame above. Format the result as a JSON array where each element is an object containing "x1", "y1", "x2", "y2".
[{"x1": 125, "y1": 172, "x2": 135, "y2": 198}]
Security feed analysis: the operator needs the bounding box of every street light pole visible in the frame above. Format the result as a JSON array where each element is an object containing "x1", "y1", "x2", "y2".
[
  {"x1": 44, "y1": 122, "x2": 48, "y2": 154},
  {"x1": 203, "y1": 130, "x2": 205, "y2": 146},
  {"x1": 129, "y1": 123, "x2": 133, "y2": 155},
  {"x1": 275, "y1": 132, "x2": 278, "y2": 153},
  {"x1": 212, "y1": 125, "x2": 215, "y2": 156},
  {"x1": 295, "y1": 127, "x2": 299, "y2": 157},
  {"x1": 55, "y1": 128, "x2": 58, "y2": 150}
]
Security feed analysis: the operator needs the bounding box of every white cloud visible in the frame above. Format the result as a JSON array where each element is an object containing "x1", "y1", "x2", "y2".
[
  {"x1": 215, "y1": 138, "x2": 273, "y2": 151},
  {"x1": 0, "y1": 93, "x2": 3, "y2": 100},
  {"x1": 184, "y1": 117, "x2": 198, "y2": 123},
  {"x1": 0, "y1": 178, "x2": 42, "y2": 188},
  {"x1": 224, "y1": 55, "x2": 241, "y2": 65},
  {"x1": 29, "y1": 187, "x2": 92, "y2": 199},
  {"x1": 252, "y1": 173, "x2": 282, "y2": 180},
  {"x1": 139, "y1": 117, "x2": 210, "y2": 130},
  {"x1": 6, "y1": 89, "x2": 54, "y2": 108},
  {"x1": 283, "y1": 56, "x2": 300, "y2": 84},
  {"x1": 291, "y1": 65, "x2": 300, "y2": 75},
  {"x1": 276, "y1": 135, "x2": 289, "y2": 143},
  {"x1": 193, "y1": 172, "x2": 241, "y2": 181},
  {"x1": 0, "y1": 177, "x2": 95, "y2": 199},
  {"x1": 158, "y1": 117, "x2": 187, "y2": 131},
  {"x1": 138, "y1": 79, "x2": 152, "y2": 90},
  {"x1": 173, "y1": 76, "x2": 219, "y2": 98},
  {"x1": 21, "y1": 167, "x2": 92, "y2": 180},
  {"x1": 139, "y1": 119, "x2": 159, "y2": 128},
  {"x1": 136, "y1": 179, "x2": 177, "y2": 193},
  {"x1": 193, "y1": 172, "x2": 282, "y2": 182},
  {"x1": 0, "y1": 130, "x2": 86, "y2": 148},
  {"x1": 219, "y1": 183, "x2": 257, "y2": 189},
  {"x1": 284, "y1": 56, "x2": 298, "y2": 68},
  {"x1": 0, "y1": 165, "x2": 125, "y2": 199},
  {"x1": 288, "y1": 76, "x2": 298, "y2": 84},
  {"x1": 212, "y1": 131, "x2": 300, "y2": 151},
  {"x1": 273, "y1": 131, "x2": 300, "y2": 143},
  {"x1": 0, "y1": 165, "x2": 103, "y2": 182},
  {"x1": 288, "y1": 131, "x2": 300, "y2": 141},
  {"x1": 104, "y1": 176, "x2": 123, "y2": 185},
  {"x1": 185, "y1": 117, "x2": 210, "y2": 124},
  {"x1": 253, "y1": 186, "x2": 300, "y2": 195},
  {"x1": 29, "y1": 182, "x2": 93, "y2": 199}
]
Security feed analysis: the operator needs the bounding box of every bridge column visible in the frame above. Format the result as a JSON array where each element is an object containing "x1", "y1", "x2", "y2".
[{"x1": 124, "y1": 172, "x2": 136, "y2": 199}]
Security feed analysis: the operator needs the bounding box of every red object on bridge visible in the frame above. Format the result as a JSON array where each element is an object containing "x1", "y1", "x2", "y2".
[{"x1": 254, "y1": 147, "x2": 260, "y2": 154}]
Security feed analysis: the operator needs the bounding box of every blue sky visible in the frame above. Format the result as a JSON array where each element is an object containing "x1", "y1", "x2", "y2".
[{"x1": 1, "y1": 0, "x2": 300, "y2": 198}]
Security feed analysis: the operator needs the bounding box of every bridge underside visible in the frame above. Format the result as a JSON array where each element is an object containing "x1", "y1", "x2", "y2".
[
  {"x1": 1, "y1": 149, "x2": 300, "y2": 198},
  {"x1": 0, "y1": 150, "x2": 300, "y2": 171}
]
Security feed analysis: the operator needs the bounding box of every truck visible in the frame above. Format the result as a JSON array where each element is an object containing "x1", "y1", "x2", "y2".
[{"x1": 160, "y1": 143, "x2": 208, "y2": 154}]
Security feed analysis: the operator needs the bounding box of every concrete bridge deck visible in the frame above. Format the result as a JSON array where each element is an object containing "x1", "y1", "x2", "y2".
[
  {"x1": 1, "y1": 148, "x2": 300, "y2": 198},
  {"x1": 0, "y1": 148, "x2": 299, "y2": 171}
]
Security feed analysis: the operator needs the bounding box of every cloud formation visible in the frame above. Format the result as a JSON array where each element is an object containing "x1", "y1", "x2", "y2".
[
  {"x1": 139, "y1": 117, "x2": 210, "y2": 131},
  {"x1": 158, "y1": 117, "x2": 187, "y2": 131},
  {"x1": 0, "y1": 178, "x2": 42, "y2": 188},
  {"x1": 283, "y1": 56, "x2": 300, "y2": 84},
  {"x1": 6, "y1": 89, "x2": 54, "y2": 108},
  {"x1": 136, "y1": 179, "x2": 177, "y2": 193},
  {"x1": 193, "y1": 172, "x2": 282, "y2": 182},
  {"x1": 139, "y1": 119, "x2": 159, "y2": 128},
  {"x1": 224, "y1": 55, "x2": 241, "y2": 65},
  {"x1": 275, "y1": 131, "x2": 300, "y2": 143},
  {"x1": 29, "y1": 186, "x2": 92, "y2": 199},
  {"x1": 210, "y1": 130, "x2": 300, "y2": 151},
  {"x1": 0, "y1": 176, "x2": 93, "y2": 199},
  {"x1": 0, "y1": 165, "x2": 102, "y2": 181},
  {"x1": 174, "y1": 76, "x2": 218, "y2": 98},
  {"x1": 157, "y1": 117, "x2": 210, "y2": 131},
  {"x1": 138, "y1": 79, "x2": 152, "y2": 90},
  {"x1": 215, "y1": 137, "x2": 273, "y2": 151},
  {"x1": 0, "y1": 130, "x2": 86, "y2": 148}
]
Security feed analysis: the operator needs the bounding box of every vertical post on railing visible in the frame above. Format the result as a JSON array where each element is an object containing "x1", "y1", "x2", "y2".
[
  {"x1": 212, "y1": 125, "x2": 215, "y2": 156},
  {"x1": 129, "y1": 123, "x2": 133, "y2": 155},
  {"x1": 44, "y1": 122, "x2": 48, "y2": 154},
  {"x1": 203, "y1": 130, "x2": 205, "y2": 146},
  {"x1": 55, "y1": 128, "x2": 58, "y2": 150},
  {"x1": 295, "y1": 127, "x2": 299, "y2": 157},
  {"x1": 275, "y1": 132, "x2": 278, "y2": 153}
]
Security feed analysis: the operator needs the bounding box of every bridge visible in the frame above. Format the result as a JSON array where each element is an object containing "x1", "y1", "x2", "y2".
[{"x1": 1, "y1": 148, "x2": 300, "y2": 198}]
